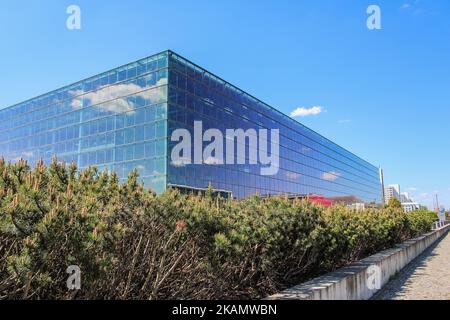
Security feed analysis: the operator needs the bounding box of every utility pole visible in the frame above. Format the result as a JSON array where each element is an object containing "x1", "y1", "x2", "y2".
[
  {"x1": 435, "y1": 193, "x2": 440, "y2": 211},
  {"x1": 379, "y1": 167, "x2": 385, "y2": 205}
]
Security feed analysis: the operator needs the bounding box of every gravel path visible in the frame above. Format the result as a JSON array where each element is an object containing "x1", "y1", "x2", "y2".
[{"x1": 373, "y1": 230, "x2": 450, "y2": 300}]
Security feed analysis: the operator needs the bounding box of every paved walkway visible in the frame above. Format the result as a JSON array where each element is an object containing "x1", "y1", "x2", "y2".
[{"x1": 374, "y1": 231, "x2": 450, "y2": 300}]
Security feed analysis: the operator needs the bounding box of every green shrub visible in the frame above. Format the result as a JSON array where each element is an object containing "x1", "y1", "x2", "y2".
[
  {"x1": 387, "y1": 197, "x2": 402, "y2": 209},
  {"x1": 0, "y1": 158, "x2": 436, "y2": 299},
  {"x1": 406, "y1": 210, "x2": 437, "y2": 236}
]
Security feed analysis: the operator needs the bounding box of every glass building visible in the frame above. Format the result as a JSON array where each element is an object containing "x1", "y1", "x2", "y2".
[{"x1": 0, "y1": 50, "x2": 382, "y2": 203}]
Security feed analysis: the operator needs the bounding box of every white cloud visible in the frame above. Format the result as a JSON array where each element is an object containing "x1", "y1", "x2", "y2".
[
  {"x1": 301, "y1": 147, "x2": 311, "y2": 153},
  {"x1": 70, "y1": 78, "x2": 167, "y2": 114},
  {"x1": 12, "y1": 151, "x2": 34, "y2": 162},
  {"x1": 400, "y1": 1, "x2": 422, "y2": 15},
  {"x1": 290, "y1": 106, "x2": 323, "y2": 117},
  {"x1": 170, "y1": 158, "x2": 191, "y2": 167},
  {"x1": 338, "y1": 119, "x2": 351, "y2": 124},
  {"x1": 286, "y1": 172, "x2": 302, "y2": 180},
  {"x1": 400, "y1": 3, "x2": 410, "y2": 10},
  {"x1": 408, "y1": 187, "x2": 417, "y2": 191},
  {"x1": 204, "y1": 156, "x2": 222, "y2": 165},
  {"x1": 321, "y1": 171, "x2": 341, "y2": 181}
]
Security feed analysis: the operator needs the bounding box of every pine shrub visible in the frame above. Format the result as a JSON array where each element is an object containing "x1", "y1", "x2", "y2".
[{"x1": 0, "y1": 158, "x2": 437, "y2": 299}]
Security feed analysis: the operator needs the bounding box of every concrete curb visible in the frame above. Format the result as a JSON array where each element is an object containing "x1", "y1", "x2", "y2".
[{"x1": 266, "y1": 224, "x2": 450, "y2": 300}]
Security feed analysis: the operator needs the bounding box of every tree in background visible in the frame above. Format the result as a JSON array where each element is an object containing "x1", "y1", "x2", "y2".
[{"x1": 387, "y1": 198, "x2": 402, "y2": 209}]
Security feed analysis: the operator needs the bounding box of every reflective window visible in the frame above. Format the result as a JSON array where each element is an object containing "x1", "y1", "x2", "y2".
[
  {"x1": 0, "y1": 50, "x2": 381, "y2": 203},
  {"x1": 0, "y1": 51, "x2": 169, "y2": 194},
  {"x1": 165, "y1": 52, "x2": 382, "y2": 203}
]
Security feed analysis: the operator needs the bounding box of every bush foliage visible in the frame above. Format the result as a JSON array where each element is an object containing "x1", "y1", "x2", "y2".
[{"x1": 0, "y1": 158, "x2": 437, "y2": 299}]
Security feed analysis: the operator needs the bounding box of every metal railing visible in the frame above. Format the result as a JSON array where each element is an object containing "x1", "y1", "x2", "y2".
[{"x1": 432, "y1": 220, "x2": 449, "y2": 230}]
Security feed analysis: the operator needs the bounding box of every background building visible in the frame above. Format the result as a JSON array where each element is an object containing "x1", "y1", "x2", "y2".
[
  {"x1": 400, "y1": 192, "x2": 410, "y2": 203},
  {"x1": 0, "y1": 50, "x2": 382, "y2": 202},
  {"x1": 384, "y1": 184, "x2": 401, "y2": 204},
  {"x1": 400, "y1": 192, "x2": 420, "y2": 213},
  {"x1": 384, "y1": 184, "x2": 422, "y2": 212},
  {"x1": 402, "y1": 202, "x2": 420, "y2": 213}
]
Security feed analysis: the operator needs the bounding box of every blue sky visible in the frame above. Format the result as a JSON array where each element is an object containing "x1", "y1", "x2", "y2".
[{"x1": 1, "y1": 0, "x2": 449, "y2": 208}]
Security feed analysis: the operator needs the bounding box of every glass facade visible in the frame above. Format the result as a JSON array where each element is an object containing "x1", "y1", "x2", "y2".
[
  {"x1": 0, "y1": 52, "x2": 169, "y2": 193},
  {"x1": 0, "y1": 50, "x2": 382, "y2": 203}
]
